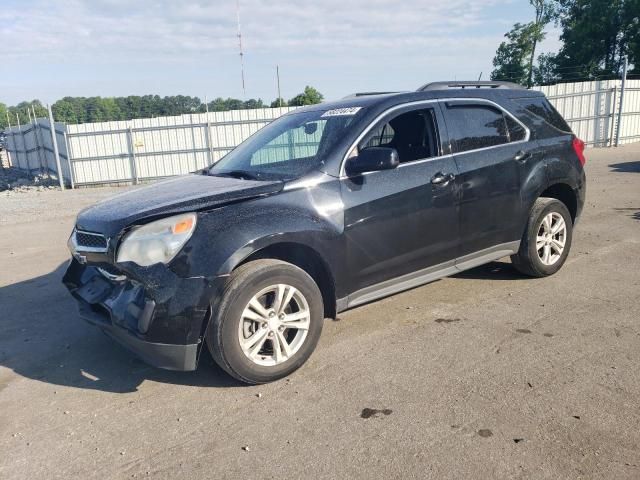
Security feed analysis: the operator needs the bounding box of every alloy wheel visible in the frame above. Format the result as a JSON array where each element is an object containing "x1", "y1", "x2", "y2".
[
  {"x1": 536, "y1": 212, "x2": 566, "y2": 266},
  {"x1": 238, "y1": 284, "x2": 311, "y2": 366}
]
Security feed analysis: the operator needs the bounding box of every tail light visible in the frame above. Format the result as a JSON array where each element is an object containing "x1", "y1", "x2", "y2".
[{"x1": 572, "y1": 137, "x2": 586, "y2": 166}]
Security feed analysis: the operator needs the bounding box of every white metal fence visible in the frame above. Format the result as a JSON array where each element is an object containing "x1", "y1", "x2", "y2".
[
  {"x1": 536, "y1": 79, "x2": 640, "y2": 147},
  {"x1": 3, "y1": 118, "x2": 72, "y2": 181},
  {"x1": 3, "y1": 80, "x2": 640, "y2": 188},
  {"x1": 4, "y1": 107, "x2": 296, "y2": 187}
]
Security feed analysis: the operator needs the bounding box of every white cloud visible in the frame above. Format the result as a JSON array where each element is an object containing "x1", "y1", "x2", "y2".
[
  {"x1": 1, "y1": 0, "x2": 504, "y2": 60},
  {"x1": 1, "y1": 0, "x2": 533, "y2": 103}
]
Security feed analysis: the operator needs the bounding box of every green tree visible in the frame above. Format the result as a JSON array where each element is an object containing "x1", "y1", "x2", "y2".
[
  {"x1": 553, "y1": 0, "x2": 639, "y2": 80},
  {"x1": 526, "y1": 1, "x2": 557, "y2": 86},
  {"x1": 0, "y1": 102, "x2": 8, "y2": 129},
  {"x1": 533, "y1": 52, "x2": 559, "y2": 85},
  {"x1": 626, "y1": 1, "x2": 640, "y2": 74},
  {"x1": 22, "y1": 100, "x2": 48, "y2": 119},
  {"x1": 288, "y1": 86, "x2": 324, "y2": 106},
  {"x1": 270, "y1": 97, "x2": 288, "y2": 108},
  {"x1": 61, "y1": 97, "x2": 89, "y2": 123},
  {"x1": 224, "y1": 98, "x2": 245, "y2": 110},
  {"x1": 5, "y1": 89, "x2": 319, "y2": 127},
  {"x1": 52, "y1": 99, "x2": 78, "y2": 123},
  {"x1": 101, "y1": 97, "x2": 124, "y2": 121},
  {"x1": 5, "y1": 100, "x2": 48, "y2": 126},
  {"x1": 244, "y1": 99, "x2": 264, "y2": 109},
  {"x1": 491, "y1": 1, "x2": 556, "y2": 86},
  {"x1": 491, "y1": 23, "x2": 539, "y2": 85},
  {"x1": 85, "y1": 97, "x2": 108, "y2": 122},
  {"x1": 208, "y1": 97, "x2": 228, "y2": 112}
]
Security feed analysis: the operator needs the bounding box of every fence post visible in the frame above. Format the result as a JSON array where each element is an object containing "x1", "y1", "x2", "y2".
[
  {"x1": 205, "y1": 115, "x2": 215, "y2": 165},
  {"x1": 127, "y1": 126, "x2": 139, "y2": 184},
  {"x1": 5, "y1": 113, "x2": 13, "y2": 167},
  {"x1": 609, "y1": 86, "x2": 617, "y2": 147},
  {"x1": 15, "y1": 113, "x2": 23, "y2": 171},
  {"x1": 47, "y1": 104, "x2": 65, "y2": 190},
  {"x1": 26, "y1": 109, "x2": 33, "y2": 171},
  {"x1": 63, "y1": 131, "x2": 75, "y2": 189},
  {"x1": 614, "y1": 56, "x2": 628, "y2": 147},
  {"x1": 190, "y1": 114, "x2": 199, "y2": 171},
  {"x1": 31, "y1": 108, "x2": 46, "y2": 174}
]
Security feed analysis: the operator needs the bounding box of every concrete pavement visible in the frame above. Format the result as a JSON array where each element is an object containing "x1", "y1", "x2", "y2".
[{"x1": 1, "y1": 144, "x2": 639, "y2": 479}]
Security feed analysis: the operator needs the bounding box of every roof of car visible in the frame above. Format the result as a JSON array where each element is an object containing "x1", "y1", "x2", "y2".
[{"x1": 293, "y1": 83, "x2": 544, "y2": 114}]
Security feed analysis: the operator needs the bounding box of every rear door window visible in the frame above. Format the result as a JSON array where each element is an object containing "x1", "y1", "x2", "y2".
[
  {"x1": 505, "y1": 115, "x2": 527, "y2": 141},
  {"x1": 445, "y1": 104, "x2": 510, "y2": 153}
]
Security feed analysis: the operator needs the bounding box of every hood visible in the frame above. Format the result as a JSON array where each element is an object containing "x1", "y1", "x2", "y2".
[{"x1": 76, "y1": 174, "x2": 283, "y2": 237}]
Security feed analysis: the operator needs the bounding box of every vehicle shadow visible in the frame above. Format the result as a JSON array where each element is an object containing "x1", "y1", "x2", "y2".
[
  {"x1": 453, "y1": 260, "x2": 527, "y2": 281},
  {"x1": 0, "y1": 263, "x2": 243, "y2": 393},
  {"x1": 609, "y1": 160, "x2": 640, "y2": 173},
  {"x1": 1, "y1": 259, "x2": 528, "y2": 393}
]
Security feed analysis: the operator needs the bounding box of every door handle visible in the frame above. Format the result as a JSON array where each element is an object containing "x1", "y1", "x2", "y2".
[
  {"x1": 514, "y1": 150, "x2": 531, "y2": 163},
  {"x1": 430, "y1": 172, "x2": 455, "y2": 186}
]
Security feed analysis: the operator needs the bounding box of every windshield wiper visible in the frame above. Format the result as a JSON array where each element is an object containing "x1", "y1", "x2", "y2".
[{"x1": 210, "y1": 169, "x2": 260, "y2": 181}]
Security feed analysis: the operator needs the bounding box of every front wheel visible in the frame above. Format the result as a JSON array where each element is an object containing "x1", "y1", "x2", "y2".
[
  {"x1": 511, "y1": 197, "x2": 573, "y2": 277},
  {"x1": 206, "y1": 259, "x2": 324, "y2": 384}
]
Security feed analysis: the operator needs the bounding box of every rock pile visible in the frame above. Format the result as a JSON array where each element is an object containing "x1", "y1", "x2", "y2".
[{"x1": 1, "y1": 167, "x2": 61, "y2": 194}]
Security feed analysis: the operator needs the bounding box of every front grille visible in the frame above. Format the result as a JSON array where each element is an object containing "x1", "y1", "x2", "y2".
[{"x1": 75, "y1": 230, "x2": 108, "y2": 250}]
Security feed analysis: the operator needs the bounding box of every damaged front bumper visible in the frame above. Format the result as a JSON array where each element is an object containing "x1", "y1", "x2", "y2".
[{"x1": 63, "y1": 258, "x2": 221, "y2": 371}]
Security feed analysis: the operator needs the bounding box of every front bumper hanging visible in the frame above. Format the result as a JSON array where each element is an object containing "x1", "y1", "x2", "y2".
[{"x1": 63, "y1": 259, "x2": 216, "y2": 371}]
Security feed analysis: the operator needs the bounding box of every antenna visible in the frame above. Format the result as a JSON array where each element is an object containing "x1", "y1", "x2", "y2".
[
  {"x1": 236, "y1": 0, "x2": 246, "y2": 98},
  {"x1": 276, "y1": 65, "x2": 282, "y2": 107}
]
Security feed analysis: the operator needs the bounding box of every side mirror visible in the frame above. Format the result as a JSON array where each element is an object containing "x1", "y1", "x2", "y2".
[{"x1": 345, "y1": 147, "x2": 399, "y2": 175}]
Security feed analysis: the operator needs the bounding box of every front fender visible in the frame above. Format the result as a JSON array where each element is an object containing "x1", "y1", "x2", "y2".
[{"x1": 171, "y1": 181, "x2": 346, "y2": 287}]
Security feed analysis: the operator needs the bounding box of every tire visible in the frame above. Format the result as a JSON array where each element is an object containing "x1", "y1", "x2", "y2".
[
  {"x1": 511, "y1": 197, "x2": 573, "y2": 277},
  {"x1": 206, "y1": 259, "x2": 324, "y2": 384}
]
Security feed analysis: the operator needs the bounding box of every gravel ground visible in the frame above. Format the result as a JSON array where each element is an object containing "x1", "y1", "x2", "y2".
[
  {"x1": 0, "y1": 166, "x2": 63, "y2": 194},
  {"x1": 0, "y1": 182, "x2": 127, "y2": 225},
  {"x1": 0, "y1": 144, "x2": 639, "y2": 479}
]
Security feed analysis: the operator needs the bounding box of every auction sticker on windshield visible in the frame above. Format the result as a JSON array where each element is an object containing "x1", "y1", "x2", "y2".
[{"x1": 321, "y1": 107, "x2": 362, "y2": 117}]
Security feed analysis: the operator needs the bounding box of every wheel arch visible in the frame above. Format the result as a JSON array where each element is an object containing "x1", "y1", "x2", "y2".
[
  {"x1": 539, "y1": 182, "x2": 578, "y2": 222},
  {"x1": 234, "y1": 241, "x2": 337, "y2": 319}
]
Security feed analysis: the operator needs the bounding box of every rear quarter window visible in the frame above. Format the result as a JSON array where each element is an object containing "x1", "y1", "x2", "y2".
[{"x1": 515, "y1": 96, "x2": 572, "y2": 133}]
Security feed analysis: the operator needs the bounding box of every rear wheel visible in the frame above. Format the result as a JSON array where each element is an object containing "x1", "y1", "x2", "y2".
[
  {"x1": 206, "y1": 259, "x2": 324, "y2": 384},
  {"x1": 511, "y1": 197, "x2": 573, "y2": 277}
]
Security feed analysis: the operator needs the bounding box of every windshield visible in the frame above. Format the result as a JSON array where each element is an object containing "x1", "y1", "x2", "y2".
[{"x1": 209, "y1": 109, "x2": 358, "y2": 181}]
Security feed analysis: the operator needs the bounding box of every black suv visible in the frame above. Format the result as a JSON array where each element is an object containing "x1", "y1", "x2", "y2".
[{"x1": 64, "y1": 81, "x2": 586, "y2": 384}]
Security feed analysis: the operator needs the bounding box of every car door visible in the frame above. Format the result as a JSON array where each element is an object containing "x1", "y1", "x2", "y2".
[
  {"x1": 440, "y1": 100, "x2": 530, "y2": 259},
  {"x1": 340, "y1": 103, "x2": 459, "y2": 295}
]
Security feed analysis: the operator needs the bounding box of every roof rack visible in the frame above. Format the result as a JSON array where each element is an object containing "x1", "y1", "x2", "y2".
[
  {"x1": 342, "y1": 91, "x2": 401, "y2": 98},
  {"x1": 417, "y1": 81, "x2": 526, "y2": 91}
]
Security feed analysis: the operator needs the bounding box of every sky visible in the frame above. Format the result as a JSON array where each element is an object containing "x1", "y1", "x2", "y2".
[{"x1": 0, "y1": 0, "x2": 561, "y2": 106}]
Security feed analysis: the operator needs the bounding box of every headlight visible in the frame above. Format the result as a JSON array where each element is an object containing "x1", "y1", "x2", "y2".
[{"x1": 116, "y1": 213, "x2": 197, "y2": 267}]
